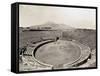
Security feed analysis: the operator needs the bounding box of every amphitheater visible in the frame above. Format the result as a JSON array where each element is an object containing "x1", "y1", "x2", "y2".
[{"x1": 19, "y1": 28, "x2": 96, "y2": 71}]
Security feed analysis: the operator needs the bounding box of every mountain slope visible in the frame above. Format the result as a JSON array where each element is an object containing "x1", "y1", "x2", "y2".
[{"x1": 29, "y1": 22, "x2": 74, "y2": 30}]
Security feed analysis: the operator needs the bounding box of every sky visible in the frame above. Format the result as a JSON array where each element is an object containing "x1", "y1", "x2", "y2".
[{"x1": 19, "y1": 5, "x2": 96, "y2": 29}]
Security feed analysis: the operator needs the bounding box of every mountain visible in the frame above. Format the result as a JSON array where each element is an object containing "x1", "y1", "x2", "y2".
[{"x1": 29, "y1": 22, "x2": 74, "y2": 30}]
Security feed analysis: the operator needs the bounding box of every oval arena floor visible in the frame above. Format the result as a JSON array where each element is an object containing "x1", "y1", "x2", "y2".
[{"x1": 34, "y1": 40, "x2": 90, "y2": 68}]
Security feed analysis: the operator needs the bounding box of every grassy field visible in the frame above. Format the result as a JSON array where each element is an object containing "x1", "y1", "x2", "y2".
[
  {"x1": 19, "y1": 27, "x2": 96, "y2": 50},
  {"x1": 19, "y1": 30, "x2": 61, "y2": 47},
  {"x1": 62, "y1": 29, "x2": 96, "y2": 50}
]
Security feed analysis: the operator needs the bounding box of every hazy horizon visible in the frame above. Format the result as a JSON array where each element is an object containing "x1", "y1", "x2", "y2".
[{"x1": 19, "y1": 5, "x2": 96, "y2": 29}]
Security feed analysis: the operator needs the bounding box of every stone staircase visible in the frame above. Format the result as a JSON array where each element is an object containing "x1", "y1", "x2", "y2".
[{"x1": 24, "y1": 46, "x2": 35, "y2": 56}]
